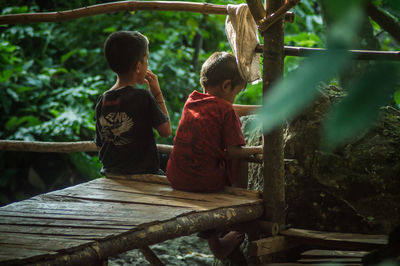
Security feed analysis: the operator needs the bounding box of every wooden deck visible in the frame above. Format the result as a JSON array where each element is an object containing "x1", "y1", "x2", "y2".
[{"x1": 0, "y1": 174, "x2": 264, "y2": 265}]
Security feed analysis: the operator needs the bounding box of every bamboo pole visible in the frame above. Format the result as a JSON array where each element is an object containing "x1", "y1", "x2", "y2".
[
  {"x1": 0, "y1": 1, "x2": 294, "y2": 24},
  {"x1": 255, "y1": 45, "x2": 400, "y2": 61}
]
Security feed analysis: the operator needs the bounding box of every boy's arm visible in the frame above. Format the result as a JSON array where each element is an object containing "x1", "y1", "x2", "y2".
[
  {"x1": 232, "y1": 104, "x2": 261, "y2": 117},
  {"x1": 145, "y1": 70, "x2": 172, "y2": 137},
  {"x1": 226, "y1": 145, "x2": 263, "y2": 158}
]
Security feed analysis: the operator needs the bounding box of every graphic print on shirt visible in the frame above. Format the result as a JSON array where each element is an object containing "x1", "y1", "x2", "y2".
[{"x1": 99, "y1": 112, "x2": 134, "y2": 145}]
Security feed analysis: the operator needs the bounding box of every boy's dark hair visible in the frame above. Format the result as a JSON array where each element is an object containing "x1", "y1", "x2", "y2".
[
  {"x1": 200, "y1": 52, "x2": 245, "y2": 89},
  {"x1": 104, "y1": 31, "x2": 149, "y2": 75}
]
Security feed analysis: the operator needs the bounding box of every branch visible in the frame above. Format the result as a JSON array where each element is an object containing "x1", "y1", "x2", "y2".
[
  {"x1": 367, "y1": 2, "x2": 400, "y2": 43},
  {"x1": 254, "y1": 45, "x2": 400, "y2": 61},
  {"x1": 0, "y1": 1, "x2": 294, "y2": 24}
]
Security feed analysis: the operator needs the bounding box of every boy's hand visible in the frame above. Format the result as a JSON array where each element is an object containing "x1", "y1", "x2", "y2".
[{"x1": 145, "y1": 70, "x2": 161, "y2": 97}]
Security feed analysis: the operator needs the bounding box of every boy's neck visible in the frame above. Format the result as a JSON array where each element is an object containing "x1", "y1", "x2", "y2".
[
  {"x1": 203, "y1": 85, "x2": 234, "y2": 104},
  {"x1": 110, "y1": 73, "x2": 137, "y2": 90}
]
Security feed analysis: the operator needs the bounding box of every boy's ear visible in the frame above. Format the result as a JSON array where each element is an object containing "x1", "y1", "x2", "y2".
[
  {"x1": 221, "y1": 80, "x2": 232, "y2": 92},
  {"x1": 135, "y1": 62, "x2": 141, "y2": 73}
]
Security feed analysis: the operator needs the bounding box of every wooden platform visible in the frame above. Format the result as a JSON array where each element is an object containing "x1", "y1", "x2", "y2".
[{"x1": 0, "y1": 174, "x2": 264, "y2": 265}]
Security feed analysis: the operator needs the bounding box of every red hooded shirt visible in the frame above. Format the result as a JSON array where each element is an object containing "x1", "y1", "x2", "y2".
[{"x1": 166, "y1": 91, "x2": 246, "y2": 192}]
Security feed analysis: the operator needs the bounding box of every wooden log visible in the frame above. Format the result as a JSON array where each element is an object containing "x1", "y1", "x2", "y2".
[
  {"x1": 0, "y1": 140, "x2": 174, "y2": 154},
  {"x1": 262, "y1": 0, "x2": 286, "y2": 227},
  {"x1": 258, "y1": 221, "x2": 280, "y2": 236},
  {"x1": 0, "y1": 140, "x2": 99, "y2": 153},
  {"x1": 0, "y1": 1, "x2": 294, "y2": 24},
  {"x1": 256, "y1": 45, "x2": 400, "y2": 61},
  {"x1": 0, "y1": 140, "x2": 262, "y2": 163},
  {"x1": 301, "y1": 249, "x2": 368, "y2": 258},
  {"x1": 247, "y1": 236, "x2": 299, "y2": 257},
  {"x1": 139, "y1": 246, "x2": 165, "y2": 266},
  {"x1": 24, "y1": 204, "x2": 263, "y2": 266},
  {"x1": 281, "y1": 228, "x2": 388, "y2": 251}
]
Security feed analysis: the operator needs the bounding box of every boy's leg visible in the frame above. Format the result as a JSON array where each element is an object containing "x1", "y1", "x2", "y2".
[{"x1": 207, "y1": 231, "x2": 245, "y2": 260}]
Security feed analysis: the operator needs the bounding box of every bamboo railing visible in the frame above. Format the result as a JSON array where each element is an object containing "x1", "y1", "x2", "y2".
[
  {"x1": 0, "y1": 140, "x2": 263, "y2": 163},
  {"x1": 257, "y1": 45, "x2": 400, "y2": 61},
  {"x1": 0, "y1": 1, "x2": 294, "y2": 24}
]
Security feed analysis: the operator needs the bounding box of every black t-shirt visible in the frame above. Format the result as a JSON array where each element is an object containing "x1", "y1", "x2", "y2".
[{"x1": 95, "y1": 86, "x2": 168, "y2": 175}]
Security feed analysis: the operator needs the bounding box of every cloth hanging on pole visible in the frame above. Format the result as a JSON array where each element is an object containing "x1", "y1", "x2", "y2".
[{"x1": 225, "y1": 4, "x2": 262, "y2": 84}]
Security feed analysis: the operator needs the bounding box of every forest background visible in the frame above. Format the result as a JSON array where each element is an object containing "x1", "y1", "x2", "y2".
[{"x1": 0, "y1": 0, "x2": 399, "y2": 214}]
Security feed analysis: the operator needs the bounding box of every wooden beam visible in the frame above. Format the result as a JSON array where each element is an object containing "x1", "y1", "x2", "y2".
[
  {"x1": 0, "y1": 140, "x2": 172, "y2": 154},
  {"x1": 281, "y1": 228, "x2": 388, "y2": 251},
  {"x1": 0, "y1": 140, "x2": 263, "y2": 163},
  {"x1": 0, "y1": 140, "x2": 99, "y2": 153},
  {"x1": 0, "y1": 1, "x2": 294, "y2": 24},
  {"x1": 248, "y1": 236, "x2": 299, "y2": 257},
  {"x1": 255, "y1": 45, "x2": 400, "y2": 61},
  {"x1": 261, "y1": 0, "x2": 286, "y2": 226}
]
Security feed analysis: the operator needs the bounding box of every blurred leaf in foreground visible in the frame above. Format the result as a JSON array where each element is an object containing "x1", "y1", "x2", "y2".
[
  {"x1": 254, "y1": 2, "x2": 363, "y2": 134},
  {"x1": 322, "y1": 62, "x2": 400, "y2": 149}
]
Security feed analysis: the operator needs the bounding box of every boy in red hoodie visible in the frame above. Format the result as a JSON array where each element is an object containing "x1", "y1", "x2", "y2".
[{"x1": 167, "y1": 51, "x2": 262, "y2": 259}]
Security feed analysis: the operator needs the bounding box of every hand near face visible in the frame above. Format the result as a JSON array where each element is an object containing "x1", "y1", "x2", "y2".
[{"x1": 145, "y1": 70, "x2": 161, "y2": 96}]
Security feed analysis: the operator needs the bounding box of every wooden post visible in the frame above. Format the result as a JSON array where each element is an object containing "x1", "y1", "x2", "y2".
[
  {"x1": 262, "y1": 0, "x2": 286, "y2": 228},
  {"x1": 246, "y1": 0, "x2": 286, "y2": 227}
]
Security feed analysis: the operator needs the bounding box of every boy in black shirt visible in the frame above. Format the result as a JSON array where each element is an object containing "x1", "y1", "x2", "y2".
[{"x1": 95, "y1": 31, "x2": 171, "y2": 175}]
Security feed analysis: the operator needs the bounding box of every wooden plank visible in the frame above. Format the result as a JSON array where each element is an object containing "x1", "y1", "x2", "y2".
[
  {"x1": 107, "y1": 174, "x2": 262, "y2": 198},
  {"x1": 248, "y1": 236, "x2": 299, "y2": 257},
  {"x1": 0, "y1": 201, "x2": 192, "y2": 226},
  {"x1": 0, "y1": 216, "x2": 134, "y2": 230},
  {"x1": 0, "y1": 232, "x2": 92, "y2": 249},
  {"x1": 82, "y1": 178, "x2": 261, "y2": 205},
  {"x1": 0, "y1": 245, "x2": 57, "y2": 262},
  {"x1": 281, "y1": 228, "x2": 388, "y2": 251},
  {"x1": 298, "y1": 257, "x2": 362, "y2": 263},
  {"x1": 301, "y1": 249, "x2": 368, "y2": 258},
  {"x1": 47, "y1": 179, "x2": 262, "y2": 211},
  {"x1": 0, "y1": 224, "x2": 125, "y2": 239}
]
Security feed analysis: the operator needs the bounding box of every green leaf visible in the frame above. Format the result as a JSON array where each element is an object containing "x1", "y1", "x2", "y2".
[
  {"x1": 5, "y1": 115, "x2": 41, "y2": 131},
  {"x1": 322, "y1": 62, "x2": 400, "y2": 149}
]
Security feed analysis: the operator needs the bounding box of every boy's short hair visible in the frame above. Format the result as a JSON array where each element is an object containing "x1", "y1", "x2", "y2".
[
  {"x1": 200, "y1": 52, "x2": 245, "y2": 89},
  {"x1": 104, "y1": 31, "x2": 149, "y2": 75}
]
